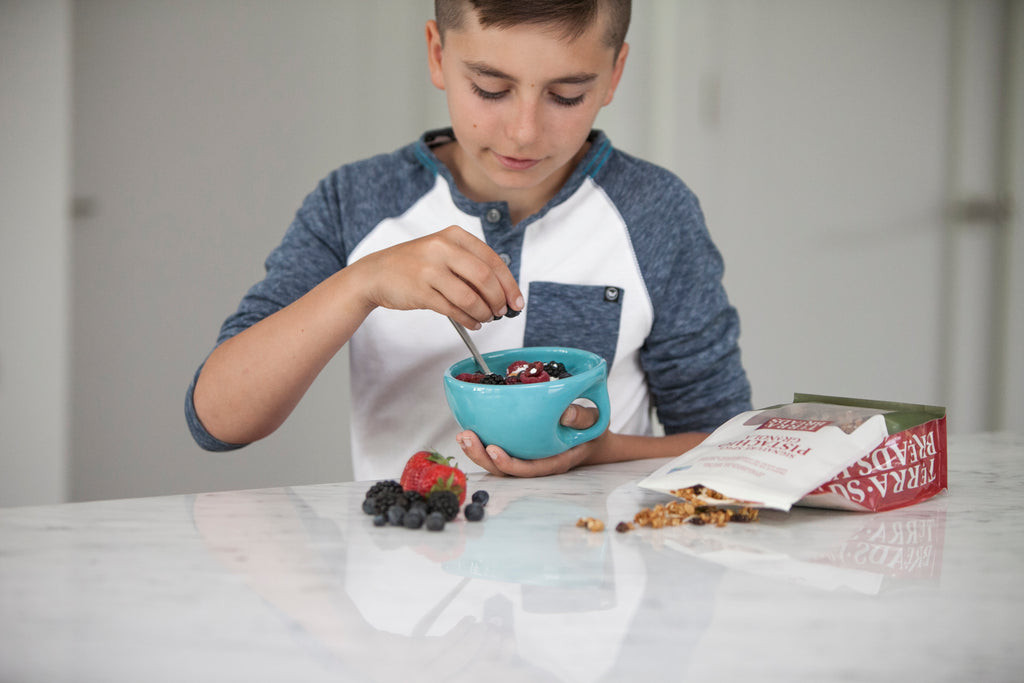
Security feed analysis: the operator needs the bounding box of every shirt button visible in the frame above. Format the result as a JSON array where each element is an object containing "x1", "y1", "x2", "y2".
[
  {"x1": 485, "y1": 208, "x2": 502, "y2": 224},
  {"x1": 498, "y1": 253, "x2": 511, "y2": 267}
]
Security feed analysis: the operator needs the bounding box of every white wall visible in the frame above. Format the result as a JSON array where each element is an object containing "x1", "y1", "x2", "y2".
[
  {"x1": 1, "y1": 0, "x2": 1019, "y2": 506},
  {"x1": 68, "y1": 1, "x2": 444, "y2": 502},
  {"x1": 0, "y1": 0, "x2": 71, "y2": 506},
  {"x1": 1003, "y1": 0, "x2": 1024, "y2": 432}
]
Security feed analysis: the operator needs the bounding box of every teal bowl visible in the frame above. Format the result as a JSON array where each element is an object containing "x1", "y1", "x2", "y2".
[{"x1": 443, "y1": 346, "x2": 610, "y2": 460}]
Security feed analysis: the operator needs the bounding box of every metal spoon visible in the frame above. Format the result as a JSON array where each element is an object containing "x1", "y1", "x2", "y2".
[{"x1": 447, "y1": 316, "x2": 493, "y2": 375}]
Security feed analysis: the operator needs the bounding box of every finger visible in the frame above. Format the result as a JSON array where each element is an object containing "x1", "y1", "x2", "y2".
[
  {"x1": 484, "y1": 444, "x2": 578, "y2": 478},
  {"x1": 430, "y1": 275, "x2": 496, "y2": 328},
  {"x1": 412, "y1": 261, "x2": 506, "y2": 328},
  {"x1": 417, "y1": 286, "x2": 485, "y2": 331},
  {"x1": 559, "y1": 403, "x2": 600, "y2": 429},
  {"x1": 456, "y1": 431, "x2": 505, "y2": 476},
  {"x1": 445, "y1": 255, "x2": 511, "y2": 320},
  {"x1": 441, "y1": 226, "x2": 524, "y2": 315},
  {"x1": 422, "y1": 241, "x2": 507, "y2": 323}
]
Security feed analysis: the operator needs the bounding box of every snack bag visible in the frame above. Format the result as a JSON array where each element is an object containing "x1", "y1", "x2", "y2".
[
  {"x1": 795, "y1": 394, "x2": 947, "y2": 512},
  {"x1": 640, "y1": 395, "x2": 947, "y2": 513}
]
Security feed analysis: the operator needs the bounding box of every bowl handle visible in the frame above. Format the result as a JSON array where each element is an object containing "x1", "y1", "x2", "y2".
[{"x1": 557, "y1": 376, "x2": 611, "y2": 450}]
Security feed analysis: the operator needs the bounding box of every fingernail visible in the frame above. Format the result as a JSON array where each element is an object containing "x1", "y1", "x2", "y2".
[
  {"x1": 459, "y1": 437, "x2": 473, "y2": 450},
  {"x1": 514, "y1": 296, "x2": 524, "y2": 309},
  {"x1": 485, "y1": 446, "x2": 500, "y2": 460}
]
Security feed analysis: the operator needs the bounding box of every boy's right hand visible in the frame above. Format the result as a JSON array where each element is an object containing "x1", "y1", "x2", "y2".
[{"x1": 352, "y1": 225, "x2": 523, "y2": 330}]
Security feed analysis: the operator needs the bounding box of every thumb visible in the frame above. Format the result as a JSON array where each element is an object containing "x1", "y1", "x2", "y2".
[{"x1": 560, "y1": 403, "x2": 599, "y2": 429}]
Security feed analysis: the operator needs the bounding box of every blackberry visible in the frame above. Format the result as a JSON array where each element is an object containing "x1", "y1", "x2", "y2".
[
  {"x1": 372, "y1": 513, "x2": 387, "y2": 527},
  {"x1": 504, "y1": 308, "x2": 521, "y2": 318},
  {"x1": 480, "y1": 373, "x2": 507, "y2": 385},
  {"x1": 403, "y1": 510, "x2": 425, "y2": 529},
  {"x1": 428, "y1": 490, "x2": 460, "y2": 522},
  {"x1": 364, "y1": 479, "x2": 403, "y2": 500},
  {"x1": 368, "y1": 488, "x2": 404, "y2": 515},
  {"x1": 471, "y1": 490, "x2": 489, "y2": 506},
  {"x1": 425, "y1": 511, "x2": 446, "y2": 531},
  {"x1": 364, "y1": 480, "x2": 406, "y2": 514},
  {"x1": 543, "y1": 361, "x2": 571, "y2": 379},
  {"x1": 464, "y1": 502, "x2": 485, "y2": 522},
  {"x1": 402, "y1": 490, "x2": 426, "y2": 507},
  {"x1": 386, "y1": 504, "x2": 406, "y2": 526}
]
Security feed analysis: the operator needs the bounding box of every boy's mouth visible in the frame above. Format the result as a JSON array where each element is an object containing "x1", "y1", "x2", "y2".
[{"x1": 494, "y1": 152, "x2": 541, "y2": 171}]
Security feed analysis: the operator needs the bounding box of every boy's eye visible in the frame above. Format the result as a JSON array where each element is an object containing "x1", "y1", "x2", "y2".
[
  {"x1": 471, "y1": 82, "x2": 506, "y2": 101},
  {"x1": 471, "y1": 81, "x2": 584, "y2": 108},
  {"x1": 550, "y1": 92, "x2": 585, "y2": 108}
]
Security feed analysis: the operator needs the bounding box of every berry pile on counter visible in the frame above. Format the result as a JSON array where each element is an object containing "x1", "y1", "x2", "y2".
[
  {"x1": 456, "y1": 359, "x2": 571, "y2": 385},
  {"x1": 362, "y1": 449, "x2": 488, "y2": 531}
]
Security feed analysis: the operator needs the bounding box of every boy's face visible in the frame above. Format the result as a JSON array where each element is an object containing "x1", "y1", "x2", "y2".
[{"x1": 426, "y1": 11, "x2": 628, "y2": 217}]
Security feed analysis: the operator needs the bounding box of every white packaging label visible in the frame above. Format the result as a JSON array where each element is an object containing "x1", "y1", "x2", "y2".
[{"x1": 639, "y1": 403, "x2": 891, "y2": 511}]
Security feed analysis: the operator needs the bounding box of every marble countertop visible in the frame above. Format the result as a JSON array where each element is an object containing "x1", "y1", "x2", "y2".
[{"x1": 1, "y1": 433, "x2": 1022, "y2": 682}]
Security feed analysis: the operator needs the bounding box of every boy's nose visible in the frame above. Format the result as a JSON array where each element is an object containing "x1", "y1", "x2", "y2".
[{"x1": 506, "y1": 98, "x2": 541, "y2": 147}]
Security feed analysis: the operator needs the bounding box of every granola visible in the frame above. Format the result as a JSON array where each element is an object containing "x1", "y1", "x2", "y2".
[
  {"x1": 627, "y1": 498, "x2": 759, "y2": 530},
  {"x1": 576, "y1": 516, "x2": 605, "y2": 532}
]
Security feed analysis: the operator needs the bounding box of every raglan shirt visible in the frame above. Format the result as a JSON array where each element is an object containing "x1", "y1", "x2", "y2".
[{"x1": 185, "y1": 129, "x2": 751, "y2": 481}]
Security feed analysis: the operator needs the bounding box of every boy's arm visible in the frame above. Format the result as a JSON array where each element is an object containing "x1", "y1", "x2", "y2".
[{"x1": 190, "y1": 226, "x2": 522, "y2": 448}]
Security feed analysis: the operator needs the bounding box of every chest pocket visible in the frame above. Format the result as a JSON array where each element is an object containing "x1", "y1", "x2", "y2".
[{"x1": 523, "y1": 281, "x2": 622, "y2": 367}]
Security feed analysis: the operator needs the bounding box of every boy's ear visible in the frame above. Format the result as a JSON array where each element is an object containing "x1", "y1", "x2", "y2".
[
  {"x1": 602, "y1": 42, "x2": 629, "y2": 106},
  {"x1": 425, "y1": 20, "x2": 446, "y2": 91}
]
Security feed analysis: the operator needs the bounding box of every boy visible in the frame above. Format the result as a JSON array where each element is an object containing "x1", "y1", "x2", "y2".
[{"x1": 186, "y1": 0, "x2": 751, "y2": 480}]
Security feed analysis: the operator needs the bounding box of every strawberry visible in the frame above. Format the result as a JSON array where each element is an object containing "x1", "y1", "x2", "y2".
[
  {"x1": 506, "y1": 360, "x2": 530, "y2": 376},
  {"x1": 400, "y1": 450, "x2": 467, "y2": 504}
]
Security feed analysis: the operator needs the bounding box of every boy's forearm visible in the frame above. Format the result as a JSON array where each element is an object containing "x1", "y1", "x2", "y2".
[
  {"x1": 193, "y1": 268, "x2": 375, "y2": 445},
  {"x1": 588, "y1": 431, "x2": 709, "y2": 466}
]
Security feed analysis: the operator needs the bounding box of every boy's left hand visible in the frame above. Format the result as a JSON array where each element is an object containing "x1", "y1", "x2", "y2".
[{"x1": 456, "y1": 404, "x2": 607, "y2": 477}]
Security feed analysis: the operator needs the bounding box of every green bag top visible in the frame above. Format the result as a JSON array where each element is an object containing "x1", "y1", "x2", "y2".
[{"x1": 793, "y1": 393, "x2": 945, "y2": 434}]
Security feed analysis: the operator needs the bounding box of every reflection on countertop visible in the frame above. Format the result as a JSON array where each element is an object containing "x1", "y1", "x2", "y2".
[
  {"x1": 657, "y1": 503, "x2": 946, "y2": 595},
  {"x1": 1, "y1": 433, "x2": 1022, "y2": 682}
]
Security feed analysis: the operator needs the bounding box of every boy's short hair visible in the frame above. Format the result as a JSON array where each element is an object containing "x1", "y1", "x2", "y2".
[{"x1": 435, "y1": 0, "x2": 631, "y2": 56}]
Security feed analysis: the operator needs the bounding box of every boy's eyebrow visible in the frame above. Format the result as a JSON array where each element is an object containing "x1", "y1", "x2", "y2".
[{"x1": 464, "y1": 60, "x2": 598, "y2": 86}]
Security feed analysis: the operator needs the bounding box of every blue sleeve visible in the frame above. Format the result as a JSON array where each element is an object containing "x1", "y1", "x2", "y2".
[
  {"x1": 601, "y1": 155, "x2": 751, "y2": 432},
  {"x1": 184, "y1": 176, "x2": 347, "y2": 451}
]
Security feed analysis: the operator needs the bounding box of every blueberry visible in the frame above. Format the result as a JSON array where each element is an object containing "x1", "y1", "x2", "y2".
[
  {"x1": 471, "y1": 490, "x2": 489, "y2": 506},
  {"x1": 464, "y1": 502, "x2": 485, "y2": 522},
  {"x1": 386, "y1": 504, "x2": 405, "y2": 526},
  {"x1": 404, "y1": 510, "x2": 425, "y2": 529},
  {"x1": 362, "y1": 497, "x2": 377, "y2": 515},
  {"x1": 372, "y1": 513, "x2": 387, "y2": 527},
  {"x1": 425, "y1": 511, "x2": 446, "y2": 531},
  {"x1": 409, "y1": 500, "x2": 429, "y2": 516}
]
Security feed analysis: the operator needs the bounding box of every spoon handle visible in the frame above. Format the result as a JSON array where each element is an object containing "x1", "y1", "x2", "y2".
[{"x1": 447, "y1": 317, "x2": 493, "y2": 375}]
